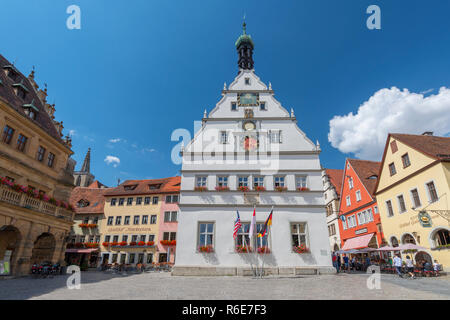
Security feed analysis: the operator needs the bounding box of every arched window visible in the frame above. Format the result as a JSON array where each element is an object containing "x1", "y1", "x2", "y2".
[
  {"x1": 433, "y1": 229, "x2": 450, "y2": 247},
  {"x1": 402, "y1": 234, "x2": 416, "y2": 244},
  {"x1": 390, "y1": 236, "x2": 399, "y2": 247}
]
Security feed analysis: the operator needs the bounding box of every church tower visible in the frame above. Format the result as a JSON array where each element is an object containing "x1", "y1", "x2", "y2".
[{"x1": 73, "y1": 148, "x2": 95, "y2": 187}]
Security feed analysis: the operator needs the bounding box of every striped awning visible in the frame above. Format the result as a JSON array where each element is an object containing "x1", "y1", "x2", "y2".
[{"x1": 342, "y1": 233, "x2": 374, "y2": 250}]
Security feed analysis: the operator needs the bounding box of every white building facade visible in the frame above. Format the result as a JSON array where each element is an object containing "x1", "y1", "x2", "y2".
[{"x1": 173, "y1": 24, "x2": 334, "y2": 276}]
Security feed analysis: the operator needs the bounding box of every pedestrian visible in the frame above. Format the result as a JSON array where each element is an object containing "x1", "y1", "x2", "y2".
[
  {"x1": 332, "y1": 252, "x2": 338, "y2": 273},
  {"x1": 433, "y1": 260, "x2": 441, "y2": 276},
  {"x1": 405, "y1": 255, "x2": 415, "y2": 279},
  {"x1": 343, "y1": 254, "x2": 349, "y2": 272},
  {"x1": 393, "y1": 254, "x2": 403, "y2": 278},
  {"x1": 365, "y1": 255, "x2": 371, "y2": 271}
]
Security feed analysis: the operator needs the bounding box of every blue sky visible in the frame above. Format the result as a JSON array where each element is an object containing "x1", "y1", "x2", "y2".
[{"x1": 2, "y1": 0, "x2": 450, "y2": 186}]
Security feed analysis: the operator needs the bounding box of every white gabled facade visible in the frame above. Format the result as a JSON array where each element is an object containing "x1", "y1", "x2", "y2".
[{"x1": 172, "y1": 25, "x2": 334, "y2": 276}]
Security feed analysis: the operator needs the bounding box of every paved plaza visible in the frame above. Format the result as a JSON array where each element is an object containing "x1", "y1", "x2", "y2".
[{"x1": 0, "y1": 271, "x2": 449, "y2": 300}]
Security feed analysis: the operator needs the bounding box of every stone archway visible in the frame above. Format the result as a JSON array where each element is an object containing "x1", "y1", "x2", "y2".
[
  {"x1": 415, "y1": 251, "x2": 432, "y2": 264},
  {"x1": 333, "y1": 244, "x2": 340, "y2": 252},
  {"x1": 0, "y1": 225, "x2": 22, "y2": 275},
  {"x1": 31, "y1": 233, "x2": 56, "y2": 264},
  {"x1": 401, "y1": 233, "x2": 416, "y2": 245}
]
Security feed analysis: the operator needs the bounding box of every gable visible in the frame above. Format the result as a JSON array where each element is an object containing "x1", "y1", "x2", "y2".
[{"x1": 376, "y1": 136, "x2": 436, "y2": 193}]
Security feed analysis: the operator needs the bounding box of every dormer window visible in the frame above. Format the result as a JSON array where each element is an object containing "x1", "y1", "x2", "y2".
[
  {"x1": 23, "y1": 99, "x2": 39, "y2": 120},
  {"x1": 77, "y1": 199, "x2": 90, "y2": 208},
  {"x1": 4, "y1": 65, "x2": 19, "y2": 82},
  {"x1": 12, "y1": 80, "x2": 29, "y2": 100},
  {"x1": 148, "y1": 184, "x2": 161, "y2": 190},
  {"x1": 245, "y1": 77, "x2": 250, "y2": 85},
  {"x1": 124, "y1": 184, "x2": 137, "y2": 191}
]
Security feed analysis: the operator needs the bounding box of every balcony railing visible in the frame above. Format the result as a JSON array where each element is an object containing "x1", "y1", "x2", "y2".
[{"x1": 0, "y1": 185, "x2": 74, "y2": 222}]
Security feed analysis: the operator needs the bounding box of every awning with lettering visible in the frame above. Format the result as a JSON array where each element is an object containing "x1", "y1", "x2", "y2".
[
  {"x1": 342, "y1": 233, "x2": 374, "y2": 250},
  {"x1": 65, "y1": 248, "x2": 98, "y2": 253}
]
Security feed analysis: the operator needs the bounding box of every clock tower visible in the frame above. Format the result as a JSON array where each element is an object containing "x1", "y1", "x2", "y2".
[{"x1": 173, "y1": 23, "x2": 334, "y2": 276}]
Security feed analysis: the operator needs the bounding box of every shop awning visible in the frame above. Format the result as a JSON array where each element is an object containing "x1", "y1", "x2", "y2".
[
  {"x1": 342, "y1": 233, "x2": 374, "y2": 250},
  {"x1": 65, "y1": 248, "x2": 98, "y2": 253}
]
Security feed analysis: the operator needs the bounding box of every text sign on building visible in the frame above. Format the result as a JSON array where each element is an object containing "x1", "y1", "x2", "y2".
[{"x1": 355, "y1": 228, "x2": 368, "y2": 235}]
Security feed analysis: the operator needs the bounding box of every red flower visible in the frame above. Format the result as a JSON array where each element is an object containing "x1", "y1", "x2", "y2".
[
  {"x1": 195, "y1": 186, "x2": 207, "y2": 192},
  {"x1": 254, "y1": 186, "x2": 266, "y2": 191},
  {"x1": 257, "y1": 246, "x2": 271, "y2": 254},
  {"x1": 102, "y1": 242, "x2": 110, "y2": 247},
  {"x1": 297, "y1": 187, "x2": 309, "y2": 191},
  {"x1": 129, "y1": 241, "x2": 137, "y2": 246},
  {"x1": 111, "y1": 242, "x2": 119, "y2": 246},
  {"x1": 120, "y1": 241, "x2": 128, "y2": 246},
  {"x1": 238, "y1": 186, "x2": 250, "y2": 192},
  {"x1": 293, "y1": 244, "x2": 309, "y2": 254},
  {"x1": 275, "y1": 186, "x2": 287, "y2": 192},
  {"x1": 198, "y1": 245, "x2": 214, "y2": 253},
  {"x1": 215, "y1": 186, "x2": 230, "y2": 191},
  {"x1": 236, "y1": 245, "x2": 252, "y2": 253},
  {"x1": 146, "y1": 241, "x2": 155, "y2": 246},
  {"x1": 137, "y1": 241, "x2": 145, "y2": 246}
]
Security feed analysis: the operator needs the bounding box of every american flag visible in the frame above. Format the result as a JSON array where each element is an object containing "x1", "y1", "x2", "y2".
[{"x1": 233, "y1": 211, "x2": 242, "y2": 239}]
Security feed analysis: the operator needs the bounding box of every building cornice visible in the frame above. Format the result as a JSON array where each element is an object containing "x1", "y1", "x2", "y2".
[
  {"x1": 180, "y1": 168, "x2": 323, "y2": 173},
  {"x1": 181, "y1": 151, "x2": 321, "y2": 156},
  {"x1": 180, "y1": 190, "x2": 324, "y2": 193},
  {"x1": 202, "y1": 116, "x2": 296, "y2": 122},
  {"x1": 179, "y1": 203, "x2": 325, "y2": 208},
  {"x1": 221, "y1": 89, "x2": 275, "y2": 94},
  {"x1": 339, "y1": 200, "x2": 376, "y2": 217}
]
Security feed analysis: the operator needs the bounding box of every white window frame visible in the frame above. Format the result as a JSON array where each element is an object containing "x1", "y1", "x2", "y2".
[
  {"x1": 269, "y1": 130, "x2": 282, "y2": 143},
  {"x1": 346, "y1": 195, "x2": 351, "y2": 207},
  {"x1": 356, "y1": 190, "x2": 362, "y2": 202},
  {"x1": 274, "y1": 176, "x2": 285, "y2": 187},
  {"x1": 253, "y1": 176, "x2": 264, "y2": 187},
  {"x1": 424, "y1": 180, "x2": 439, "y2": 204},
  {"x1": 409, "y1": 187, "x2": 422, "y2": 209},
  {"x1": 385, "y1": 200, "x2": 394, "y2": 217},
  {"x1": 217, "y1": 176, "x2": 228, "y2": 187},
  {"x1": 196, "y1": 176, "x2": 207, "y2": 187},
  {"x1": 197, "y1": 222, "x2": 215, "y2": 249},
  {"x1": 348, "y1": 177, "x2": 354, "y2": 190},
  {"x1": 219, "y1": 131, "x2": 228, "y2": 144},
  {"x1": 291, "y1": 222, "x2": 308, "y2": 249},
  {"x1": 238, "y1": 176, "x2": 249, "y2": 187},
  {"x1": 296, "y1": 176, "x2": 307, "y2": 189},
  {"x1": 396, "y1": 194, "x2": 407, "y2": 213}
]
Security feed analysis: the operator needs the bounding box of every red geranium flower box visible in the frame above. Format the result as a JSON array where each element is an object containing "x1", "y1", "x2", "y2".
[
  {"x1": 111, "y1": 242, "x2": 119, "y2": 246},
  {"x1": 275, "y1": 186, "x2": 288, "y2": 192},
  {"x1": 215, "y1": 186, "x2": 230, "y2": 191},
  {"x1": 297, "y1": 187, "x2": 309, "y2": 191},
  {"x1": 293, "y1": 244, "x2": 309, "y2": 254},
  {"x1": 137, "y1": 241, "x2": 145, "y2": 246},
  {"x1": 254, "y1": 186, "x2": 266, "y2": 191},
  {"x1": 195, "y1": 186, "x2": 207, "y2": 192},
  {"x1": 238, "y1": 186, "x2": 250, "y2": 192},
  {"x1": 129, "y1": 241, "x2": 137, "y2": 246},
  {"x1": 102, "y1": 242, "x2": 110, "y2": 247},
  {"x1": 236, "y1": 245, "x2": 252, "y2": 253},
  {"x1": 119, "y1": 241, "x2": 127, "y2": 246},
  {"x1": 198, "y1": 245, "x2": 214, "y2": 253},
  {"x1": 257, "y1": 246, "x2": 271, "y2": 254},
  {"x1": 146, "y1": 241, "x2": 155, "y2": 246}
]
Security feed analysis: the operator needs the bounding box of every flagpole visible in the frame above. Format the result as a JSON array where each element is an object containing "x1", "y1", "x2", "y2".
[
  {"x1": 253, "y1": 204, "x2": 260, "y2": 278},
  {"x1": 259, "y1": 205, "x2": 273, "y2": 278},
  {"x1": 242, "y1": 208, "x2": 254, "y2": 276}
]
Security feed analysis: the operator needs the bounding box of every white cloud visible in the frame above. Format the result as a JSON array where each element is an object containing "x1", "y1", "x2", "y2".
[
  {"x1": 109, "y1": 138, "x2": 123, "y2": 143},
  {"x1": 68, "y1": 129, "x2": 76, "y2": 137},
  {"x1": 328, "y1": 86, "x2": 450, "y2": 160},
  {"x1": 104, "y1": 155, "x2": 120, "y2": 168},
  {"x1": 142, "y1": 147, "x2": 156, "y2": 153}
]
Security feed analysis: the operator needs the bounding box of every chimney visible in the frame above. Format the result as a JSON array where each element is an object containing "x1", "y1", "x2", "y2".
[{"x1": 422, "y1": 131, "x2": 433, "y2": 136}]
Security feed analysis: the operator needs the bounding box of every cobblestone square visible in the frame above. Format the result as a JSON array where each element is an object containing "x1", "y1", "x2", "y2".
[{"x1": 1, "y1": 271, "x2": 449, "y2": 300}]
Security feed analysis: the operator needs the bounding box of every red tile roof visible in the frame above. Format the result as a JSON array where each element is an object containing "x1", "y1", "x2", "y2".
[
  {"x1": 104, "y1": 176, "x2": 181, "y2": 197},
  {"x1": 325, "y1": 169, "x2": 344, "y2": 197},
  {"x1": 69, "y1": 185, "x2": 112, "y2": 214},
  {"x1": 88, "y1": 180, "x2": 108, "y2": 189},
  {"x1": 0, "y1": 54, "x2": 67, "y2": 146},
  {"x1": 348, "y1": 159, "x2": 381, "y2": 197},
  {"x1": 390, "y1": 133, "x2": 450, "y2": 160}
]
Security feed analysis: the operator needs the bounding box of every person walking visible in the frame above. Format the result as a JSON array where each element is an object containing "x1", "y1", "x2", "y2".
[
  {"x1": 337, "y1": 253, "x2": 342, "y2": 272},
  {"x1": 332, "y1": 252, "x2": 338, "y2": 273},
  {"x1": 393, "y1": 254, "x2": 403, "y2": 278},
  {"x1": 405, "y1": 255, "x2": 415, "y2": 279},
  {"x1": 343, "y1": 254, "x2": 349, "y2": 273}
]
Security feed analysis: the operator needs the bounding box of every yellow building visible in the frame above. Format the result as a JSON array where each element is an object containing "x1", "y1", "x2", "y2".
[
  {"x1": 375, "y1": 133, "x2": 450, "y2": 271},
  {"x1": 99, "y1": 178, "x2": 178, "y2": 266},
  {"x1": 0, "y1": 55, "x2": 75, "y2": 276}
]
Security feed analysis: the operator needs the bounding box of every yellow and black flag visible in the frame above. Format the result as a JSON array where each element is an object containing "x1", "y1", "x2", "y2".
[{"x1": 257, "y1": 209, "x2": 273, "y2": 238}]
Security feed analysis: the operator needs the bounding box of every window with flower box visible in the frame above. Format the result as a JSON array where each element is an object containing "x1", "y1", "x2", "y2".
[
  {"x1": 217, "y1": 176, "x2": 228, "y2": 187},
  {"x1": 274, "y1": 176, "x2": 285, "y2": 187},
  {"x1": 140, "y1": 235, "x2": 146, "y2": 242},
  {"x1": 235, "y1": 222, "x2": 250, "y2": 247},
  {"x1": 163, "y1": 232, "x2": 177, "y2": 241},
  {"x1": 131, "y1": 235, "x2": 138, "y2": 243},
  {"x1": 196, "y1": 176, "x2": 207, "y2": 187},
  {"x1": 238, "y1": 176, "x2": 249, "y2": 187},
  {"x1": 122, "y1": 235, "x2": 128, "y2": 242},
  {"x1": 198, "y1": 222, "x2": 214, "y2": 248},
  {"x1": 253, "y1": 176, "x2": 264, "y2": 188},
  {"x1": 291, "y1": 223, "x2": 308, "y2": 248},
  {"x1": 104, "y1": 235, "x2": 111, "y2": 243},
  {"x1": 296, "y1": 176, "x2": 307, "y2": 190},
  {"x1": 148, "y1": 234, "x2": 155, "y2": 242},
  {"x1": 112, "y1": 235, "x2": 119, "y2": 243}
]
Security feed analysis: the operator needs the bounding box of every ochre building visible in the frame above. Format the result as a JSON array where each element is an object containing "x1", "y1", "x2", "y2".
[{"x1": 0, "y1": 55, "x2": 75, "y2": 276}]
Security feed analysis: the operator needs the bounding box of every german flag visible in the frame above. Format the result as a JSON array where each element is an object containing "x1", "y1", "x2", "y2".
[{"x1": 257, "y1": 209, "x2": 273, "y2": 238}]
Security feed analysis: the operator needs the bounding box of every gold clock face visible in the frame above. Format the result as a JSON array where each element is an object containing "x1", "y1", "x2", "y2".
[{"x1": 243, "y1": 121, "x2": 255, "y2": 131}]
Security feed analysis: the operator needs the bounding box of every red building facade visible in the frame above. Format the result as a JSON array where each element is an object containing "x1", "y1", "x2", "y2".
[{"x1": 338, "y1": 159, "x2": 385, "y2": 250}]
